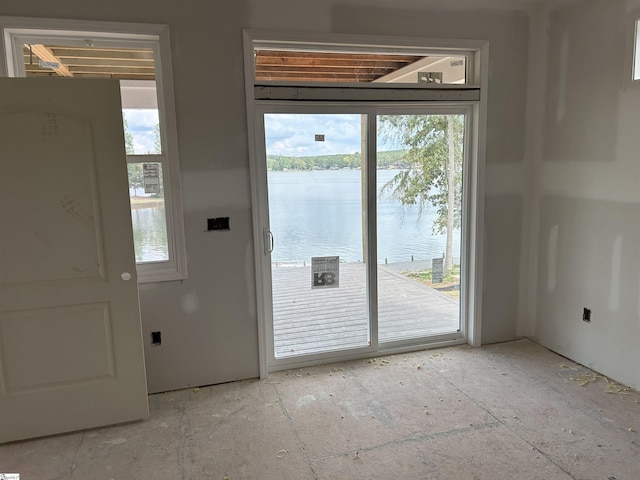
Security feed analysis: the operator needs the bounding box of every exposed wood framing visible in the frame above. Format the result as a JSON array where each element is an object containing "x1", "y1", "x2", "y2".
[
  {"x1": 255, "y1": 50, "x2": 425, "y2": 83},
  {"x1": 21, "y1": 44, "x2": 463, "y2": 85},
  {"x1": 23, "y1": 45, "x2": 155, "y2": 80},
  {"x1": 28, "y1": 44, "x2": 73, "y2": 77}
]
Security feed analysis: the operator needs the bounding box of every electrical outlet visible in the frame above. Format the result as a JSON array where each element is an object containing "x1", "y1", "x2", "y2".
[
  {"x1": 582, "y1": 308, "x2": 591, "y2": 323},
  {"x1": 151, "y1": 331, "x2": 162, "y2": 345},
  {"x1": 207, "y1": 217, "x2": 230, "y2": 231}
]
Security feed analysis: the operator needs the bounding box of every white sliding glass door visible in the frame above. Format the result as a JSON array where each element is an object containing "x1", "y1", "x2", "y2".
[
  {"x1": 256, "y1": 104, "x2": 470, "y2": 369},
  {"x1": 376, "y1": 113, "x2": 464, "y2": 344},
  {"x1": 265, "y1": 113, "x2": 371, "y2": 358}
]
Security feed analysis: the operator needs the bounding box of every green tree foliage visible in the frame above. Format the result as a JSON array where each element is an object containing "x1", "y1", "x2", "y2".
[
  {"x1": 124, "y1": 118, "x2": 135, "y2": 155},
  {"x1": 148, "y1": 162, "x2": 164, "y2": 198},
  {"x1": 123, "y1": 118, "x2": 144, "y2": 196},
  {"x1": 128, "y1": 164, "x2": 144, "y2": 196},
  {"x1": 266, "y1": 150, "x2": 408, "y2": 171},
  {"x1": 149, "y1": 124, "x2": 164, "y2": 198},
  {"x1": 123, "y1": 118, "x2": 165, "y2": 198},
  {"x1": 378, "y1": 114, "x2": 464, "y2": 271},
  {"x1": 153, "y1": 123, "x2": 162, "y2": 154}
]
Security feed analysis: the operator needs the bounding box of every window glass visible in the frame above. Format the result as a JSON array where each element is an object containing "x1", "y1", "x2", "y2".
[
  {"x1": 254, "y1": 49, "x2": 467, "y2": 85},
  {"x1": 128, "y1": 162, "x2": 169, "y2": 262},
  {"x1": 123, "y1": 109, "x2": 161, "y2": 154},
  {"x1": 4, "y1": 27, "x2": 186, "y2": 281},
  {"x1": 19, "y1": 42, "x2": 170, "y2": 266},
  {"x1": 23, "y1": 40, "x2": 169, "y2": 263}
]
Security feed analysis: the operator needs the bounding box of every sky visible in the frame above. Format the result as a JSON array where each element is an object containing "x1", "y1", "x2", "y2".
[
  {"x1": 264, "y1": 113, "x2": 398, "y2": 156},
  {"x1": 123, "y1": 109, "x2": 160, "y2": 154},
  {"x1": 124, "y1": 111, "x2": 401, "y2": 157}
]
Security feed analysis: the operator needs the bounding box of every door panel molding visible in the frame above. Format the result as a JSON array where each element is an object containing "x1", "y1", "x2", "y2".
[{"x1": 0, "y1": 77, "x2": 148, "y2": 444}]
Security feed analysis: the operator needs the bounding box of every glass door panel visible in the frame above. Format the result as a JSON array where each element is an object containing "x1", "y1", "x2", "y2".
[
  {"x1": 264, "y1": 113, "x2": 370, "y2": 358},
  {"x1": 376, "y1": 114, "x2": 464, "y2": 342}
]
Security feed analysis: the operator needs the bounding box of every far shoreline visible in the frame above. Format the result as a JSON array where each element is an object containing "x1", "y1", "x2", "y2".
[{"x1": 130, "y1": 196, "x2": 164, "y2": 209}]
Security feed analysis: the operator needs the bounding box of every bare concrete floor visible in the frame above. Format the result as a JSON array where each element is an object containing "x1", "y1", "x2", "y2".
[{"x1": 2, "y1": 339, "x2": 639, "y2": 479}]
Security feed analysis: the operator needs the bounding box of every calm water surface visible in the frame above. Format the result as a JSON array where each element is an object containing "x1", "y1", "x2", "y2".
[
  {"x1": 131, "y1": 205, "x2": 169, "y2": 262},
  {"x1": 130, "y1": 169, "x2": 461, "y2": 265},
  {"x1": 267, "y1": 169, "x2": 461, "y2": 265}
]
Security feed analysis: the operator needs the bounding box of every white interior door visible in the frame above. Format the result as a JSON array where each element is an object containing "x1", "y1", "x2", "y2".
[{"x1": 0, "y1": 77, "x2": 148, "y2": 443}]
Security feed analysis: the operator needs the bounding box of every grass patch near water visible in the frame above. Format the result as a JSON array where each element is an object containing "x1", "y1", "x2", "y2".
[{"x1": 404, "y1": 264, "x2": 460, "y2": 299}]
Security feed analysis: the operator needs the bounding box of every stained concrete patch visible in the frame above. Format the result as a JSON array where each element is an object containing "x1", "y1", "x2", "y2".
[
  {"x1": 2, "y1": 340, "x2": 639, "y2": 480},
  {"x1": 296, "y1": 394, "x2": 317, "y2": 408},
  {"x1": 64, "y1": 380, "x2": 313, "y2": 480},
  {"x1": 271, "y1": 357, "x2": 495, "y2": 459},
  {"x1": 0, "y1": 431, "x2": 83, "y2": 478}
]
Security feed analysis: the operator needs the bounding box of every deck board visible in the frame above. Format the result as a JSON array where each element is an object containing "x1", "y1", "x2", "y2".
[{"x1": 272, "y1": 262, "x2": 459, "y2": 358}]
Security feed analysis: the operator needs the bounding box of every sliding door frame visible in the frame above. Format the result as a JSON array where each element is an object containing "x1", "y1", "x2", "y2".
[
  {"x1": 373, "y1": 104, "x2": 473, "y2": 349},
  {"x1": 255, "y1": 105, "x2": 380, "y2": 370},
  {"x1": 256, "y1": 103, "x2": 474, "y2": 372}
]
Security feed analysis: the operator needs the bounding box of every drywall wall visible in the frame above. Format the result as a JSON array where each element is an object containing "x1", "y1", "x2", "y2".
[
  {"x1": 535, "y1": 0, "x2": 640, "y2": 389},
  {"x1": 0, "y1": 0, "x2": 532, "y2": 392},
  {"x1": 327, "y1": 3, "x2": 530, "y2": 344}
]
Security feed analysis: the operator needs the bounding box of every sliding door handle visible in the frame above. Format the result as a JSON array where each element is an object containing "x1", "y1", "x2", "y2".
[{"x1": 264, "y1": 230, "x2": 274, "y2": 254}]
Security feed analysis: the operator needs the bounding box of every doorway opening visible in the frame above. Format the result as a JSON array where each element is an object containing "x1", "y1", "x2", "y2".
[
  {"x1": 264, "y1": 109, "x2": 467, "y2": 361},
  {"x1": 244, "y1": 31, "x2": 487, "y2": 374}
]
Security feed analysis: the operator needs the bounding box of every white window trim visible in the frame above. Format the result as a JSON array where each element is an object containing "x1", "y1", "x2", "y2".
[
  {"x1": 243, "y1": 30, "x2": 488, "y2": 378},
  {"x1": 0, "y1": 16, "x2": 187, "y2": 283},
  {"x1": 629, "y1": 17, "x2": 640, "y2": 86}
]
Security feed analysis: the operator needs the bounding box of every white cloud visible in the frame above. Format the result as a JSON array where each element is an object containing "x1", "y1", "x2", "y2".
[
  {"x1": 264, "y1": 113, "x2": 398, "y2": 156},
  {"x1": 123, "y1": 109, "x2": 160, "y2": 154},
  {"x1": 265, "y1": 114, "x2": 361, "y2": 156}
]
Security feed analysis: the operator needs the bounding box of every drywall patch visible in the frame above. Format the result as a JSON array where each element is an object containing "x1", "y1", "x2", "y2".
[
  {"x1": 181, "y1": 293, "x2": 199, "y2": 314},
  {"x1": 556, "y1": 31, "x2": 569, "y2": 124},
  {"x1": 547, "y1": 224, "x2": 559, "y2": 292},
  {"x1": 609, "y1": 234, "x2": 622, "y2": 311}
]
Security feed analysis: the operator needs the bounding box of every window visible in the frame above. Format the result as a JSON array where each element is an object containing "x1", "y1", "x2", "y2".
[
  {"x1": 254, "y1": 49, "x2": 468, "y2": 84},
  {"x1": 244, "y1": 31, "x2": 487, "y2": 375},
  {"x1": 0, "y1": 18, "x2": 187, "y2": 282}
]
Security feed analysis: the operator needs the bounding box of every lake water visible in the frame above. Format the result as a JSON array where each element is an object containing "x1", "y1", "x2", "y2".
[
  {"x1": 131, "y1": 205, "x2": 169, "y2": 263},
  {"x1": 130, "y1": 169, "x2": 461, "y2": 265},
  {"x1": 267, "y1": 169, "x2": 460, "y2": 265}
]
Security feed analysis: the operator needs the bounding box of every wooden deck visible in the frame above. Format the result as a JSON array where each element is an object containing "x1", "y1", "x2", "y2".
[{"x1": 272, "y1": 262, "x2": 459, "y2": 358}]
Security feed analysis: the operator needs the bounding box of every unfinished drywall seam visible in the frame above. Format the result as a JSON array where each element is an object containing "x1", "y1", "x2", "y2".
[{"x1": 519, "y1": 3, "x2": 550, "y2": 339}]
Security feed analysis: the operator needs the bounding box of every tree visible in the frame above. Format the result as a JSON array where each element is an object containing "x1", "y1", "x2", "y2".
[
  {"x1": 124, "y1": 118, "x2": 135, "y2": 155},
  {"x1": 153, "y1": 123, "x2": 162, "y2": 154},
  {"x1": 123, "y1": 118, "x2": 144, "y2": 196},
  {"x1": 149, "y1": 123, "x2": 164, "y2": 198},
  {"x1": 127, "y1": 163, "x2": 144, "y2": 196},
  {"x1": 378, "y1": 114, "x2": 463, "y2": 272}
]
